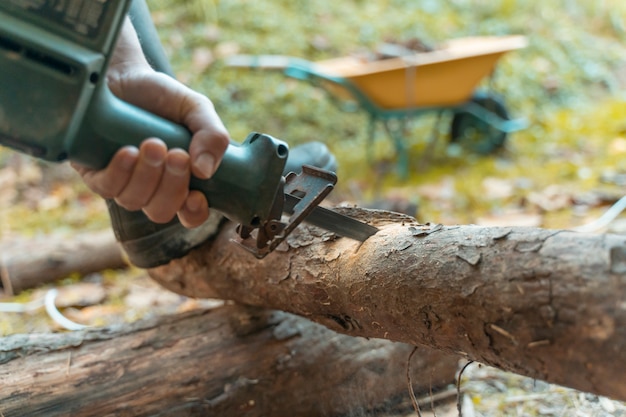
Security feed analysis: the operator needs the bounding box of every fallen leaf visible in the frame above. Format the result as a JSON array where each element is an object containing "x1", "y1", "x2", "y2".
[
  {"x1": 416, "y1": 177, "x2": 455, "y2": 201},
  {"x1": 54, "y1": 282, "x2": 106, "y2": 308},
  {"x1": 526, "y1": 185, "x2": 572, "y2": 212},
  {"x1": 124, "y1": 284, "x2": 184, "y2": 310},
  {"x1": 62, "y1": 304, "x2": 126, "y2": 327},
  {"x1": 203, "y1": 25, "x2": 221, "y2": 42},
  {"x1": 609, "y1": 137, "x2": 626, "y2": 154},
  {"x1": 476, "y1": 211, "x2": 543, "y2": 227},
  {"x1": 214, "y1": 41, "x2": 240, "y2": 58},
  {"x1": 192, "y1": 47, "x2": 214, "y2": 72},
  {"x1": 311, "y1": 34, "x2": 330, "y2": 50},
  {"x1": 482, "y1": 177, "x2": 515, "y2": 200}
]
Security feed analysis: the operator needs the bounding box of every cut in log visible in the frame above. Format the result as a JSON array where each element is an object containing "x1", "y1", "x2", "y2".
[
  {"x1": 0, "y1": 230, "x2": 127, "y2": 295},
  {"x1": 149, "y1": 208, "x2": 626, "y2": 401},
  {"x1": 0, "y1": 304, "x2": 459, "y2": 417}
]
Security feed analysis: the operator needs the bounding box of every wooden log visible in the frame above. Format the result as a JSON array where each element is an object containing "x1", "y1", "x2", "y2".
[
  {"x1": 149, "y1": 208, "x2": 626, "y2": 401},
  {"x1": 0, "y1": 304, "x2": 459, "y2": 417},
  {"x1": 0, "y1": 230, "x2": 127, "y2": 295}
]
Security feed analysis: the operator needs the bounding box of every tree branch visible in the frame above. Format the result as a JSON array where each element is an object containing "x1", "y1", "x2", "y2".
[
  {"x1": 149, "y1": 208, "x2": 626, "y2": 401},
  {"x1": 0, "y1": 304, "x2": 458, "y2": 417}
]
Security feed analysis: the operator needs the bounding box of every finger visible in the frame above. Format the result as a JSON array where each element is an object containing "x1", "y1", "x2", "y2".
[
  {"x1": 188, "y1": 127, "x2": 229, "y2": 179},
  {"x1": 115, "y1": 138, "x2": 167, "y2": 211},
  {"x1": 107, "y1": 72, "x2": 230, "y2": 180},
  {"x1": 142, "y1": 149, "x2": 190, "y2": 223},
  {"x1": 70, "y1": 161, "x2": 89, "y2": 177},
  {"x1": 177, "y1": 190, "x2": 210, "y2": 228},
  {"x1": 184, "y1": 98, "x2": 230, "y2": 179},
  {"x1": 71, "y1": 146, "x2": 139, "y2": 198}
]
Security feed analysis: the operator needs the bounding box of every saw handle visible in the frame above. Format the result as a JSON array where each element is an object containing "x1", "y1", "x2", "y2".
[{"x1": 69, "y1": 82, "x2": 288, "y2": 228}]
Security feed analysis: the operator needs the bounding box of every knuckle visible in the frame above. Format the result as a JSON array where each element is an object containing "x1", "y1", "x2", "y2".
[{"x1": 213, "y1": 130, "x2": 230, "y2": 149}]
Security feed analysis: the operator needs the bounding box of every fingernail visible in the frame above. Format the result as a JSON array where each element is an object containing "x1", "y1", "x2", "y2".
[
  {"x1": 144, "y1": 144, "x2": 165, "y2": 167},
  {"x1": 195, "y1": 152, "x2": 216, "y2": 178},
  {"x1": 185, "y1": 193, "x2": 203, "y2": 212},
  {"x1": 166, "y1": 154, "x2": 188, "y2": 176},
  {"x1": 119, "y1": 146, "x2": 139, "y2": 171}
]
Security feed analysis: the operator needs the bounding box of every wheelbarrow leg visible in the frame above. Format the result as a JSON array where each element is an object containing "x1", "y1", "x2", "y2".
[
  {"x1": 366, "y1": 114, "x2": 378, "y2": 164},
  {"x1": 383, "y1": 118, "x2": 409, "y2": 179},
  {"x1": 419, "y1": 110, "x2": 445, "y2": 170}
]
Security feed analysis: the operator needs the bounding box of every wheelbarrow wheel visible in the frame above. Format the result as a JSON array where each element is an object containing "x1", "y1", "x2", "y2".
[{"x1": 450, "y1": 94, "x2": 509, "y2": 155}]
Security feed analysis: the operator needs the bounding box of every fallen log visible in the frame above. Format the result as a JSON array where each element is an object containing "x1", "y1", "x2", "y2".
[
  {"x1": 0, "y1": 230, "x2": 127, "y2": 295},
  {"x1": 149, "y1": 208, "x2": 626, "y2": 401},
  {"x1": 0, "y1": 304, "x2": 459, "y2": 417}
]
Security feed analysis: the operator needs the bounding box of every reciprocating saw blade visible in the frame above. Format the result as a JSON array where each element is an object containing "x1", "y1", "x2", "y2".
[{"x1": 285, "y1": 194, "x2": 378, "y2": 242}]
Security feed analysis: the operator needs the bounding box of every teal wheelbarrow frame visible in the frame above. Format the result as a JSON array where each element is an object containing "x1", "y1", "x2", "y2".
[
  {"x1": 227, "y1": 35, "x2": 528, "y2": 178},
  {"x1": 284, "y1": 60, "x2": 526, "y2": 177}
]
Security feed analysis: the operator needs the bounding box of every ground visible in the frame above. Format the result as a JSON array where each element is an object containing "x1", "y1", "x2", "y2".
[{"x1": 2, "y1": 0, "x2": 626, "y2": 415}]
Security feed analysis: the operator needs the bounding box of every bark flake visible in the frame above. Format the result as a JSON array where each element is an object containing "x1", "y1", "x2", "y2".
[
  {"x1": 456, "y1": 245, "x2": 482, "y2": 266},
  {"x1": 408, "y1": 223, "x2": 443, "y2": 237},
  {"x1": 515, "y1": 240, "x2": 544, "y2": 253}
]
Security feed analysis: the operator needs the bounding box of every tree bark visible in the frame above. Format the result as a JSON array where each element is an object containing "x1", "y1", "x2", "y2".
[
  {"x1": 149, "y1": 208, "x2": 626, "y2": 402},
  {"x1": 0, "y1": 230, "x2": 127, "y2": 295},
  {"x1": 0, "y1": 304, "x2": 459, "y2": 417}
]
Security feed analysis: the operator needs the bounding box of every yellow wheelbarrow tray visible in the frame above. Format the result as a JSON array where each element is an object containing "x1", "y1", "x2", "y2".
[{"x1": 227, "y1": 35, "x2": 528, "y2": 177}]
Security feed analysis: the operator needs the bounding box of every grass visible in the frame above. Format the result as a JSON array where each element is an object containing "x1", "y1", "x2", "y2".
[
  {"x1": 2, "y1": 1, "x2": 626, "y2": 415},
  {"x1": 149, "y1": 0, "x2": 626, "y2": 227}
]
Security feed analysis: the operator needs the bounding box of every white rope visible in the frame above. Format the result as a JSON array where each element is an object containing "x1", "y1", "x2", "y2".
[
  {"x1": 0, "y1": 289, "x2": 90, "y2": 331},
  {"x1": 44, "y1": 289, "x2": 90, "y2": 331},
  {"x1": 0, "y1": 296, "x2": 45, "y2": 313},
  {"x1": 572, "y1": 195, "x2": 626, "y2": 233}
]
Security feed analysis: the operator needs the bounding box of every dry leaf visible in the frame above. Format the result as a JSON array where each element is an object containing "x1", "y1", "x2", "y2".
[
  {"x1": 482, "y1": 177, "x2": 515, "y2": 200},
  {"x1": 192, "y1": 47, "x2": 214, "y2": 72},
  {"x1": 416, "y1": 177, "x2": 455, "y2": 201},
  {"x1": 203, "y1": 25, "x2": 221, "y2": 42},
  {"x1": 214, "y1": 41, "x2": 240, "y2": 58},
  {"x1": 476, "y1": 211, "x2": 542, "y2": 227},
  {"x1": 62, "y1": 304, "x2": 126, "y2": 326},
  {"x1": 527, "y1": 185, "x2": 572, "y2": 212},
  {"x1": 609, "y1": 137, "x2": 626, "y2": 154},
  {"x1": 54, "y1": 282, "x2": 106, "y2": 308},
  {"x1": 124, "y1": 284, "x2": 183, "y2": 310}
]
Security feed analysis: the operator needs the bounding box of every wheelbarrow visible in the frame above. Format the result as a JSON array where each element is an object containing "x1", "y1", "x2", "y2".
[{"x1": 227, "y1": 35, "x2": 528, "y2": 177}]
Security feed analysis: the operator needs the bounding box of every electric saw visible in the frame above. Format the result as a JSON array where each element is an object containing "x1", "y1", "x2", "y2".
[{"x1": 0, "y1": 0, "x2": 378, "y2": 260}]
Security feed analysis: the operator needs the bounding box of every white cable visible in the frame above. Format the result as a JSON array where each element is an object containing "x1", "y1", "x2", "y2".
[
  {"x1": 572, "y1": 195, "x2": 626, "y2": 233},
  {"x1": 0, "y1": 296, "x2": 45, "y2": 313},
  {"x1": 44, "y1": 289, "x2": 90, "y2": 331},
  {"x1": 0, "y1": 289, "x2": 89, "y2": 330}
]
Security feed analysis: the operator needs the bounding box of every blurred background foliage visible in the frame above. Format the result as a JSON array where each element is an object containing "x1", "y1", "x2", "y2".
[
  {"x1": 148, "y1": 0, "x2": 626, "y2": 227},
  {"x1": 1, "y1": 0, "x2": 625, "y2": 234},
  {"x1": 1, "y1": 2, "x2": 626, "y2": 413}
]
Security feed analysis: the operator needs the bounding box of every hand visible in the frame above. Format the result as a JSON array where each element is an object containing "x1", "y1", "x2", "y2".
[{"x1": 72, "y1": 19, "x2": 229, "y2": 228}]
